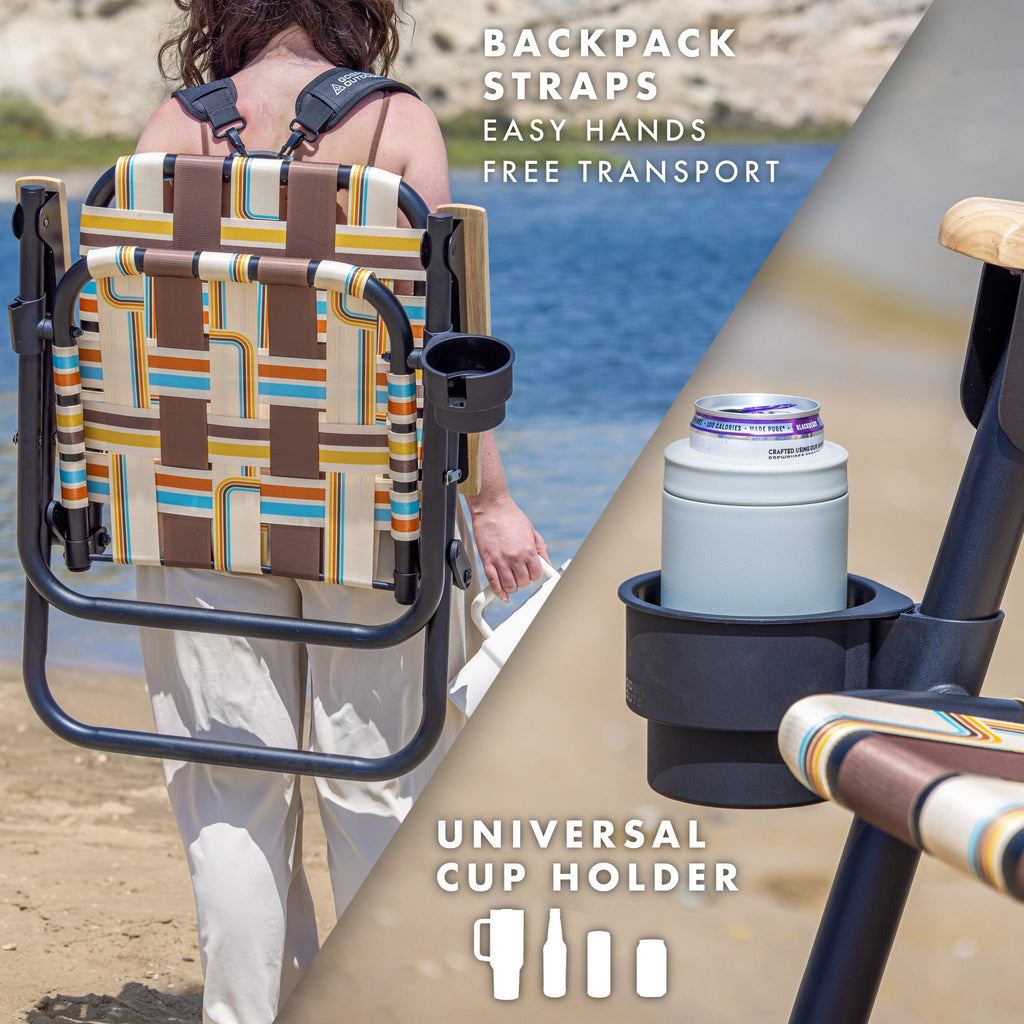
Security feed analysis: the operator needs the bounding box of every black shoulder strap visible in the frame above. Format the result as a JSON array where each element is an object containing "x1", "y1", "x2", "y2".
[
  {"x1": 280, "y1": 68, "x2": 418, "y2": 157},
  {"x1": 172, "y1": 79, "x2": 249, "y2": 155},
  {"x1": 173, "y1": 68, "x2": 418, "y2": 161}
]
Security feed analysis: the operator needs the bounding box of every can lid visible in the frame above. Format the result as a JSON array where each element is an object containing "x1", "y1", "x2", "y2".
[
  {"x1": 664, "y1": 438, "x2": 848, "y2": 505},
  {"x1": 690, "y1": 394, "x2": 824, "y2": 462}
]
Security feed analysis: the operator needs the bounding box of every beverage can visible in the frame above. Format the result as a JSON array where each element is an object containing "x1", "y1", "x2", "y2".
[{"x1": 689, "y1": 394, "x2": 824, "y2": 461}]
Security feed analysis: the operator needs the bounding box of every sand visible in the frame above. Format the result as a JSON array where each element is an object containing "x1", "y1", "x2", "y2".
[{"x1": 0, "y1": 663, "x2": 335, "y2": 1023}]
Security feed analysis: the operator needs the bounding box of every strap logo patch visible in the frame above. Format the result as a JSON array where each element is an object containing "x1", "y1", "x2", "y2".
[{"x1": 334, "y1": 70, "x2": 372, "y2": 90}]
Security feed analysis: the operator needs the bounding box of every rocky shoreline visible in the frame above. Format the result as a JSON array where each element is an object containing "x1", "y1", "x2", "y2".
[{"x1": 0, "y1": 0, "x2": 928, "y2": 139}]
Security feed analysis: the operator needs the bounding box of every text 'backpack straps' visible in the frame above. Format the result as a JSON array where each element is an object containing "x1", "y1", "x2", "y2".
[
  {"x1": 280, "y1": 68, "x2": 419, "y2": 158},
  {"x1": 173, "y1": 79, "x2": 249, "y2": 155}
]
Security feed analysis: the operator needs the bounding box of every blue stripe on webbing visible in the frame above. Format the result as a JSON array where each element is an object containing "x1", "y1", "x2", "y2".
[
  {"x1": 260, "y1": 501, "x2": 325, "y2": 518},
  {"x1": 156, "y1": 491, "x2": 213, "y2": 511},
  {"x1": 149, "y1": 373, "x2": 209, "y2": 392},
  {"x1": 258, "y1": 383, "x2": 327, "y2": 400}
]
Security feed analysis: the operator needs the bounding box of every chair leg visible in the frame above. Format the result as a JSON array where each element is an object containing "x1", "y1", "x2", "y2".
[
  {"x1": 789, "y1": 821, "x2": 919, "y2": 1024},
  {"x1": 790, "y1": 282, "x2": 1024, "y2": 1023}
]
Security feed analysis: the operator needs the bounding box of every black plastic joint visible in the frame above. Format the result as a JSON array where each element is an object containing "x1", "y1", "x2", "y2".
[
  {"x1": 8, "y1": 297, "x2": 46, "y2": 354},
  {"x1": 447, "y1": 540, "x2": 472, "y2": 591},
  {"x1": 445, "y1": 220, "x2": 463, "y2": 274},
  {"x1": 47, "y1": 502, "x2": 92, "y2": 572},
  {"x1": 393, "y1": 569, "x2": 419, "y2": 606},
  {"x1": 868, "y1": 606, "x2": 1004, "y2": 696}
]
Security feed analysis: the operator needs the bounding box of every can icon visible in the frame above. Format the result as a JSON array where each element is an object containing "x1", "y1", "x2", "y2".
[{"x1": 636, "y1": 938, "x2": 668, "y2": 997}]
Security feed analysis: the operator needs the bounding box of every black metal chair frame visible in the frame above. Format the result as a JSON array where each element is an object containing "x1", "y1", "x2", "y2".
[{"x1": 785, "y1": 262, "x2": 1024, "y2": 1024}]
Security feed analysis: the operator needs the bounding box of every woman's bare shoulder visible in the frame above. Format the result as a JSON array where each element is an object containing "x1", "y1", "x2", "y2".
[
  {"x1": 379, "y1": 92, "x2": 446, "y2": 152},
  {"x1": 316, "y1": 90, "x2": 443, "y2": 164},
  {"x1": 372, "y1": 93, "x2": 450, "y2": 208},
  {"x1": 136, "y1": 96, "x2": 204, "y2": 154}
]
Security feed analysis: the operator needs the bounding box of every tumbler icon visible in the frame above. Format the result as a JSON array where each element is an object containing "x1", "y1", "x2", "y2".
[{"x1": 473, "y1": 908, "x2": 525, "y2": 1000}]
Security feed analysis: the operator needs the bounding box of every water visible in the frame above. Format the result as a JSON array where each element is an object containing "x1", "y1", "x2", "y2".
[{"x1": 0, "y1": 143, "x2": 834, "y2": 669}]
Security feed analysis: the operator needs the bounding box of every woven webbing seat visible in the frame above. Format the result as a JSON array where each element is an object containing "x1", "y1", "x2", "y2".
[
  {"x1": 12, "y1": 153, "x2": 513, "y2": 779},
  {"x1": 68, "y1": 153, "x2": 426, "y2": 580},
  {"x1": 59, "y1": 244, "x2": 417, "y2": 585},
  {"x1": 780, "y1": 694, "x2": 1024, "y2": 900}
]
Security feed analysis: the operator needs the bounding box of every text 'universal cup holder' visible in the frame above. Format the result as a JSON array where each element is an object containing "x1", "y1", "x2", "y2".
[
  {"x1": 419, "y1": 331, "x2": 514, "y2": 432},
  {"x1": 618, "y1": 572, "x2": 916, "y2": 809}
]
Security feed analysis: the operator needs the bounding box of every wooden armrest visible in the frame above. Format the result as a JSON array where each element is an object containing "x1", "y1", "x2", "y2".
[
  {"x1": 15, "y1": 176, "x2": 70, "y2": 277},
  {"x1": 939, "y1": 196, "x2": 1024, "y2": 269}
]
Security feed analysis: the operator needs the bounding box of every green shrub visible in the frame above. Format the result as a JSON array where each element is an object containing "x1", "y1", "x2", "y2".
[{"x1": 0, "y1": 95, "x2": 58, "y2": 140}]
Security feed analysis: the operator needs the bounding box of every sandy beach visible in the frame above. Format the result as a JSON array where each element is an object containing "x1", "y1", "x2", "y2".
[{"x1": 0, "y1": 663, "x2": 334, "y2": 1023}]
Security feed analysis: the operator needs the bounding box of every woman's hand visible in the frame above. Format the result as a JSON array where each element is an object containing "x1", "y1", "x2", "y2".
[
  {"x1": 468, "y1": 492, "x2": 549, "y2": 601},
  {"x1": 465, "y1": 432, "x2": 549, "y2": 601}
]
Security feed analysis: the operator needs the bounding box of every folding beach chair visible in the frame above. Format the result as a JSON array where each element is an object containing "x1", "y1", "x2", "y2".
[{"x1": 9, "y1": 152, "x2": 513, "y2": 779}]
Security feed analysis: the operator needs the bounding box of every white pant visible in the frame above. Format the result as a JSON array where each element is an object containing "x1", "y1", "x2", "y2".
[{"x1": 137, "y1": 528, "x2": 474, "y2": 1024}]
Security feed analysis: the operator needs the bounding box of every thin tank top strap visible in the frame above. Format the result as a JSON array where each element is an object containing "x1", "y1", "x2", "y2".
[{"x1": 366, "y1": 93, "x2": 391, "y2": 167}]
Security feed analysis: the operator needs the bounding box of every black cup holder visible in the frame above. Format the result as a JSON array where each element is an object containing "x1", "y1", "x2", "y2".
[
  {"x1": 619, "y1": 573, "x2": 916, "y2": 808},
  {"x1": 420, "y1": 331, "x2": 514, "y2": 432}
]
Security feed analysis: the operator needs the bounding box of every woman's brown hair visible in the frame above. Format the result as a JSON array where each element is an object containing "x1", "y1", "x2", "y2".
[{"x1": 159, "y1": 0, "x2": 403, "y2": 87}]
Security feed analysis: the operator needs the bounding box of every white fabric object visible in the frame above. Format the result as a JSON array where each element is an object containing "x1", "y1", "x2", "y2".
[
  {"x1": 136, "y1": 510, "x2": 478, "y2": 1024},
  {"x1": 449, "y1": 560, "x2": 563, "y2": 717}
]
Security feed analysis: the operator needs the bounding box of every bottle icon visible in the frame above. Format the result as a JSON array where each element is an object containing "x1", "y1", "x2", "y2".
[{"x1": 542, "y1": 908, "x2": 567, "y2": 998}]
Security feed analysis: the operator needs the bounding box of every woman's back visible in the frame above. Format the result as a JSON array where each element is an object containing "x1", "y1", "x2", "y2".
[{"x1": 137, "y1": 27, "x2": 450, "y2": 212}]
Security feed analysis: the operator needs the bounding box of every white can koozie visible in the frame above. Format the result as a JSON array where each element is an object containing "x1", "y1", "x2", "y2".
[{"x1": 661, "y1": 394, "x2": 849, "y2": 617}]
